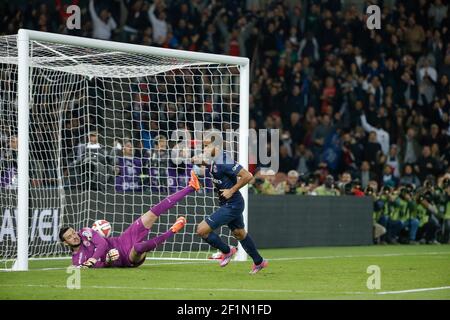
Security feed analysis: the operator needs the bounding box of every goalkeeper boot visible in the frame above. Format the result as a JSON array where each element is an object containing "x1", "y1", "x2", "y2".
[
  {"x1": 219, "y1": 246, "x2": 237, "y2": 267},
  {"x1": 170, "y1": 216, "x2": 187, "y2": 233},
  {"x1": 249, "y1": 259, "x2": 268, "y2": 275},
  {"x1": 189, "y1": 170, "x2": 201, "y2": 191}
]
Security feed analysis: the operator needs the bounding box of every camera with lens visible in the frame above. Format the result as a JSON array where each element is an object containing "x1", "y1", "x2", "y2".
[
  {"x1": 382, "y1": 185, "x2": 393, "y2": 195},
  {"x1": 399, "y1": 187, "x2": 413, "y2": 201},
  {"x1": 365, "y1": 186, "x2": 375, "y2": 196},
  {"x1": 443, "y1": 178, "x2": 450, "y2": 189},
  {"x1": 423, "y1": 175, "x2": 436, "y2": 190},
  {"x1": 417, "y1": 190, "x2": 434, "y2": 203},
  {"x1": 340, "y1": 182, "x2": 353, "y2": 195}
]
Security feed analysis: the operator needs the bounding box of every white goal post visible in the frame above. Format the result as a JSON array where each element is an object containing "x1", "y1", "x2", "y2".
[{"x1": 1, "y1": 29, "x2": 249, "y2": 271}]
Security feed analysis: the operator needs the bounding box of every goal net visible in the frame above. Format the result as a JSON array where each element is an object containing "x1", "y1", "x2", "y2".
[{"x1": 0, "y1": 30, "x2": 249, "y2": 270}]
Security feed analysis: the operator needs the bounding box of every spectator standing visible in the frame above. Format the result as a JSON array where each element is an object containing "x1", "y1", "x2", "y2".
[
  {"x1": 386, "y1": 144, "x2": 401, "y2": 178},
  {"x1": 363, "y1": 131, "x2": 382, "y2": 169},
  {"x1": 401, "y1": 127, "x2": 422, "y2": 165},
  {"x1": 89, "y1": 0, "x2": 117, "y2": 40},
  {"x1": 360, "y1": 113, "x2": 390, "y2": 155},
  {"x1": 358, "y1": 161, "x2": 376, "y2": 190},
  {"x1": 399, "y1": 164, "x2": 421, "y2": 188},
  {"x1": 73, "y1": 131, "x2": 110, "y2": 190},
  {"x1": 148, "y1": 0, "x2": 168, "y2": 45},
  {"x1": 404, "y1": 17, "x2": 426, "y2": 58},
  {"x1": 148, "y1": 135, "x2": 170, "y2": 187},
  {"x1": 415, "y1": 145, "x2": 441, "y2": 182},
  {"x1": 115, "y1": 139, "x2": 143, "y2": 192}
]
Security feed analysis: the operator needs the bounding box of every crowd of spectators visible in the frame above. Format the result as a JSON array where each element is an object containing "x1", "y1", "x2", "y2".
[{"x1": 1, "y1": 0, "x2": 449, "y2": 244}]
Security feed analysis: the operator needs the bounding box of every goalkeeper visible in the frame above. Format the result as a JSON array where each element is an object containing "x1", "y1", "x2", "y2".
[{"x1": 59, "y1": 171, "x2": 200, "y2": 268}]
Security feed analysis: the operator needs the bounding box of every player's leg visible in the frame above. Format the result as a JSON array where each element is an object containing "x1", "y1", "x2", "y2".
[
  {"x1": 141, "y1": 171, "x2": 200, "y2": 229},
  {"x1": 116, "y1": 173, "x2": 199, "y2": 267},
  {"x1": 196, "y1": 207, "x2": 233, "y2": 256},
  {"x1": 129, "y1": 216, "x2": 187, "y2": 265},
  {"x1": 228, "y1": 212, "x2": 268, "y2": 274},
  {"x1": 231, "y1": 227, "x2": 268, "y2": 274}
]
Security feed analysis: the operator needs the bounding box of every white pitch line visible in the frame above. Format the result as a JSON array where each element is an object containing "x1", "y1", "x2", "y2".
[
  {"x1": 0, "y1": 283, "x2": 363, "y2": 295},
  {"x1": 3, "y1": 282, "x2": 450, "y2": 296},
  {"x1": 269, "y1": 251, "x2": 450, "y2": 261},
  {"x1": 2, "y1": 283, "x2": 450, "y2": 297},
  {"x1": 2, "y1": 251, "x2": 449, "y2": 272},
  {"x1": 377, "y1": 286, "x2": 450, "y2": 295},
  {"x1": 0, "y1": 260, "x2": 217, "y2": 272}
]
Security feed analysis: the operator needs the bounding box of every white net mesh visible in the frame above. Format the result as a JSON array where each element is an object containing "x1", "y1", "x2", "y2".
[{"x1": 0, "y1": 34, "x2": 242, "y2": 269}]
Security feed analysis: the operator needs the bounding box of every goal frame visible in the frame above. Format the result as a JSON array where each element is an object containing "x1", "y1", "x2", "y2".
[{"x1": 14, "y1": 29, "x2": 250, "y2": 271}]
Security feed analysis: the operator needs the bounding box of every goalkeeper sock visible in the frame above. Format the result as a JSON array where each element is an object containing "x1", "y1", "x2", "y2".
[
  {"x1": 133, "y1": 230, "x2": 174, "y2": 255},
  {"x1": 202, "y1": 232, "x2": 231, "y2": 254},
  {"x1": 150, "y1": 186, "x2": 194, "y2": 216},
  {"x1": 239, "y1": 234, "x2": 263, "y2": 265}
]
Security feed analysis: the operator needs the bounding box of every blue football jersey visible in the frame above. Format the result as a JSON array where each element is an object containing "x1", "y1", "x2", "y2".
[{"x1": 208, "y1": 152, "x2": 244, "y2": 206}]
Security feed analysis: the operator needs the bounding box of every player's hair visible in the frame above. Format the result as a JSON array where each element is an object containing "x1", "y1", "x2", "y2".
[{"x1": 58, "y1": 227, "x2": 71, "y2": 242}]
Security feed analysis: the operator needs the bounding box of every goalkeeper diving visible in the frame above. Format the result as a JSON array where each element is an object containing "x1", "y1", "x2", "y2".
[{"x1": 59, "y1": 171, "x2": 201, "y2": 268}]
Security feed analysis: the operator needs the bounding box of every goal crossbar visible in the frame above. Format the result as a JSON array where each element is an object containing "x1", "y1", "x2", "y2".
[{"x1": 19, "y1": 30, "x2": 250, "y2": 66}]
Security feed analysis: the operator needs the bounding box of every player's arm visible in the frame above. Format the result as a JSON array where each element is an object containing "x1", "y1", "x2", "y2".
[
  {"x1": 90, "y1": 231, "x2": 110, "y2": 262},
  {"x1": 89, "y1": 0, "x2": 101, "y2": 24},
  {"x1": 360, "y1": 113, "x2": 376, "y2": 133},
  {"x1": 90, "y1": 249, "x2": 120, "y2": 268},
  {"x1": 79, "y1": 228, "x2": 110, "y2": 268},
  {"x1": 81, "y1": 248, "x2": 119, "y2": 269},
  {"x1": 221, "y1": 167, "x2": 253, "y2": 200}
]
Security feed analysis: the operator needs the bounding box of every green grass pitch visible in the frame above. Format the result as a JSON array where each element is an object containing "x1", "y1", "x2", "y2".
[{"x1": 1, "y1": 245, "x2": 449, "y2": 300}]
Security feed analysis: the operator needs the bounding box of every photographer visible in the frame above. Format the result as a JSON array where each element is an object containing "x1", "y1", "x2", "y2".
[
  {"x1": 257, "y1": 169, "x2": 285, "y2": 195},
  {"x1": 436, "y1": 174, "x2": 450, "y2": 243},
  {"x1": 248, "y1": 175, "x2": 264, "y2": 194},
  {"x1": 147, "y1": 135, "x2": 170, "y2": 188},
  {"x1": 368, "y1": 184, "x2": 387, "y2": 244},
  {"x1": 313, "y1": 175, "x2": 339, "y2": 196},
  {"x1": 282, "y1": 170, "x2": 302, "y2": 195},
  {"x1": 396, "y1": 185, "x2": 420, "y2": 244},
  {"x1": 377, "y1": 185, "x2": 403, "y2": 244},
  {"x1": 72, "y1": 131, "x2": 110, "y2": 191},
  {"x1": 415, "y1": 186, "x2": 441, "y2": 244}
]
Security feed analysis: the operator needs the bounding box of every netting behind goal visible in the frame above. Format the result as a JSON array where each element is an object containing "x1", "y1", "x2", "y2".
[{"x1": 0, "y1": 34, "x2": 243, "y2": 269}]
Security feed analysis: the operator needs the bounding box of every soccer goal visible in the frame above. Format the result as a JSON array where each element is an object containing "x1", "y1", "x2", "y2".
[{"x1": 0, "y1": 29, "x2": 249, "y2": 271}]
